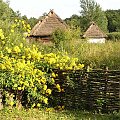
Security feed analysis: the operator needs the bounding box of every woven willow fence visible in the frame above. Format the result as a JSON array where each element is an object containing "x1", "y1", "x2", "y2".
[
  {"x1": 53, "y1": 68, "x2": 120, "y2": 113},
  {"x1": 0, "y1": 68, "x2": 120, "y2": 112}
]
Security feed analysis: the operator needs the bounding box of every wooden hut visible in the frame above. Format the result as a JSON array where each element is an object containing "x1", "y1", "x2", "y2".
[
  {"x1": 83, "y1": 22, "x2": 107, "y2": 43},
  {"x1": 29, "y1": 9, "x2": 67, "y2": 43}
]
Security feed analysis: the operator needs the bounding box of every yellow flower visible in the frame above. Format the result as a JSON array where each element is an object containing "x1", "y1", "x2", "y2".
[
  {"x1": 43, "y1": 98, "x2": 48, "y2": 104},
  {"x1": 0, "y1": 64, "x2": 5, "y2": 70},
  {"x1": 7, "y1": 48, "x2": 11, "y2": 53},
  {"x1": 14, "y1": 84, "x2": 18, "y2": 88},
  {"x1": 18, "y1": 87, "x2": 22, "y2": 91},
  {"x1": 51, "y1": 72, "x2": 56, "y2": 78},
  {"x1": 51, "y1": 78, "x2": 55, "y2": 83},
  {"x1": 56, "y1": 84, "x2": 60, "y2": 89},
  {"x1": 0, "y1": 29, "x2": 5, "y2": 39},
  {"x1": 32, "y1": 103, "x2": 36, "y2": 108},
  {"x1": 15, "y1": 19, "x2": 18, "y2": 22},
  {"x1": 22, "y1": 56, "x2": 25, "y2": 59},
  {"x1": 41, "y1": 77, "x2": 46, "y2": 84},
  {"x1": 27, "y1": 24, "x2": 31, "y2": 29},
  {"x1": 43, "y1": 85, "x2": 47, "y2": 90},
  {"x1": 13, "y1": 46, "x2": 21, "y2": 53},
  {"x1": 37, "y1": 103, "x2": 41, "y2": 107},
  {"x1": 11, "y1": 29, "x2": 14, "y2": 33},
  {"x1": 0, "y1": 52, "x2": 3, "y2": 58},
  {"x1": 22, "y1": 20, "x2": 25, "y2": 24},
  {"x1": 20, "y1": 43, "x2": 23, "y2": 48},
  {"x1": 46, "y1": 89, "x2": 52, "y2": 95},
  {"x1": 2, "y1": 41, "x2": 5, "y2": 44},
  {"x1": 10, "y1": 101, "x2": 14, "y2": 106},
  {"x1": 56, "y1": 84, "x2": 61, "y2": 92}
]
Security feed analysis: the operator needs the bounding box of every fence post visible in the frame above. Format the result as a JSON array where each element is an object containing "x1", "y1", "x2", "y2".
[{"x1": 0, "y1": 89, "x2": 3, "y2": 110}]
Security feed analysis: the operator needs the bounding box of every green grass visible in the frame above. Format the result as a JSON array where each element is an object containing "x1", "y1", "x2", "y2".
[{"x1": 0, "y1": 107, "x2": 120, "y2": 120}]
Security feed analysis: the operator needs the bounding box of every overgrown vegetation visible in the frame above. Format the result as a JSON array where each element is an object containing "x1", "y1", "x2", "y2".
[
  {"x1": 107, "y1": 32, "x2": 120, "y2": 41},
  {"x1": 36, "y1": 40, "x2": 120, "y2": 70},
  {"x1": 0, "y1": 0, "x2": 120, "y2": 119}
]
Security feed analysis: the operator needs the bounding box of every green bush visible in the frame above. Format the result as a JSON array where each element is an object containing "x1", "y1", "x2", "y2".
[
  {"x1": 52, "y1": 28, "x2": 66, "y2": 48},
  {"x1": 51, "y1": 28, "x2": 81, "y2": 48},
  {"x1": 107, "y1": 32, "x2": 120, "y2": 41}
]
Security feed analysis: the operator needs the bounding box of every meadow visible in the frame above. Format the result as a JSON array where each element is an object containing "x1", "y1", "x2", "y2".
[{"x1": 37, "y1": 39, "x2": 120, "y2": 70}]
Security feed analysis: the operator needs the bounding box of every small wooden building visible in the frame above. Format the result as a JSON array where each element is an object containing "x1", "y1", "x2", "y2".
[
  {"x1": 29, "y1": 10, "x2": 67, "y2": 43},
  {"x1": 83, "y1": 22, "x2": 107, "y2": 43}
]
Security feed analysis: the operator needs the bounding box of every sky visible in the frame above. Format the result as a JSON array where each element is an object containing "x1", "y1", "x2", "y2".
[{"x1": 4, "y1": 0, "x2": 120, "y2": 19}]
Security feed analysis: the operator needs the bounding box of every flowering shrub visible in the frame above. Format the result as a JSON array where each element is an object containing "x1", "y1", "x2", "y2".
[{"x1": 0, "y1": 19, "x2": 84, "y2": 109}]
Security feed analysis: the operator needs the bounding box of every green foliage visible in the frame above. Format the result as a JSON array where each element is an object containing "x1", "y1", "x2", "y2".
[
  {"x1": 52, "y1": 28, "x2": 81, "y2": 49},
  {"x1": 105, "y1": 9, "x2": 120, "y2": 32},
  {"x1": 28, "y1": 17, "x2": 38, "y2": 28},
  {"x1": 52, "y1": 28, "x2": 66, "y2": 48},
  {"x1": 65, "y1": 14, "x2": 80, "y2": 29},
  {"x1": 80, "y1": 0, "x2": 108, "y2": 32},
  {"x1": 0, "y1": 0, "x2": 16, "y2": 21},
  {"x1": 107, "y1": 32, "x2": 120, "y2": 41},
  {"x1": 38, "y1": 39, "x2": 120, "y2": 70}
]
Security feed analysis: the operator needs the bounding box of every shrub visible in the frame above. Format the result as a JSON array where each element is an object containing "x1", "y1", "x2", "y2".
[
  {"x1": 0, "y1": 22, "x2": 84, "y2": 109},
  {"x1": 107, "y1": 32, "x2": 120, "y2": 41},
  {"x1": 51, "y1": 28, "x2": 81, "y2": 49},
  {"x1": 52, "y1": 28, "x2": 66, "y2": 48}
]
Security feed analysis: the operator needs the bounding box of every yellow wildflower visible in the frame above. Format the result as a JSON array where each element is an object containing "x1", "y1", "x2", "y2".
[
  {"x1": 43, "y1": 98, "x2": 48, "y2": 104},
  {"x1": 37, "y1": 103, "x2": 41, "y2": 107},
  {"x1": 51, "y1": 72, "x2": 56, "y2": 78},
  {"x1": 11, "y1": 29, "x2": 14, "y2": 33},
  {"x1": 43, "y1": 85, "x2": 47, "y2": 90},
  {"x1": 18, "y1": 87, "x2": 22, "y2": 91},
  {"x1": 46, "y1": 89, "x2": 52, "y2": 95}
]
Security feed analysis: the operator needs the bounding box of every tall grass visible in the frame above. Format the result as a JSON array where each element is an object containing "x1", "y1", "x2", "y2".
[
  {"x1": 63, "y1": 40, "x2": 120, "y2": 69},
  {"x1": 34, "y1": 40, "x2": 120, "y2": 70}
]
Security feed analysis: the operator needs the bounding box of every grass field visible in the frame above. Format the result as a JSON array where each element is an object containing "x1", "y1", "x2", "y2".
[
  {"x1": 37, "y1": 40, "x2": 120, "y2": 70},
  {"x1": 0, "y1": 108, "x2": 120, "y2": 120}
]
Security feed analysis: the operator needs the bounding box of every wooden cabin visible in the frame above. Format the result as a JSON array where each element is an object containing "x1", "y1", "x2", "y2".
[
  {"x1": 29, "y1": 10, "x2": 67, "y2": 43},
  {"x1": 83, "y1": 22, "x2": 107, "y2": 43}
]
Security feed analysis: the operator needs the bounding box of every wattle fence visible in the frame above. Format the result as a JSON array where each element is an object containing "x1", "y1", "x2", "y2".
[
  {"x1": 0, "y1": 67, "x2": 120, "y2": 112},
  {"x1": 52, "y1": 67, "x2": 120, "y2": 113}
]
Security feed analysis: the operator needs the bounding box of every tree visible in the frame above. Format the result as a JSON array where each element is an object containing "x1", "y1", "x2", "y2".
[
  {"x1": 65, "y1": 14, "x2": 80, "y2": 29},
  {"x1": 28, "y1": 17, "x2": 38, "y2": 28},
  {"x1": 80, "y1": 0, "x2": 108, "y2": 32},
  {"x1": 105, "y1": 9, "x2": 120, "y2": 32},
  {"x1": 0, "y1": 0, "x2": 16, "y2": 21}
]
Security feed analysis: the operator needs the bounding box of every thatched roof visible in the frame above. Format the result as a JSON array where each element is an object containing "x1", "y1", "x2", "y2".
[
  {"x1": 83, "y1": 22, "x2": 107, "y2": 38},
  {"x1": 30, "y1": 10, "x2": 67, "y2": 36}
]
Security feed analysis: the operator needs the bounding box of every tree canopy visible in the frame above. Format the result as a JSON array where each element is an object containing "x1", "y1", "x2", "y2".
[
  {"x1": 105, "y1": 9, "x2": 120, "y2": 32},
  {"x1": 80, "y1": 0, "x2": 108, "y2": 32}
]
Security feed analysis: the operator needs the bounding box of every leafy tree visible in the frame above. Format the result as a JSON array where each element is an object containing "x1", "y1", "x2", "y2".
[
  {"x1": 0, "y1": 0, "x2": 16, "y2": 21},
  {"x1": 105, "y1": 9, "x2": 120, "y2": 32},
  {"x1": 22, "y1": 15, "x2": 28, "y2": 22},
  {"x1": 65, "y1": 14, "x2": 80, "y2": 29},
  {"x1": 28, "y1": 17, "x2": 38, "y2": 28},
  {"x1": 80, "y1": 0, "x2": 108, "y2": 32}
]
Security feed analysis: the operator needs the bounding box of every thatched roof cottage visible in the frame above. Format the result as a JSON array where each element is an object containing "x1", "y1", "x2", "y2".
[
  {"x1": 29, "y1": 10, "x2": 67, "y2": 43},
  {"x1": 83, "y1": 22, "x2": 107, "y2": 43}
]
